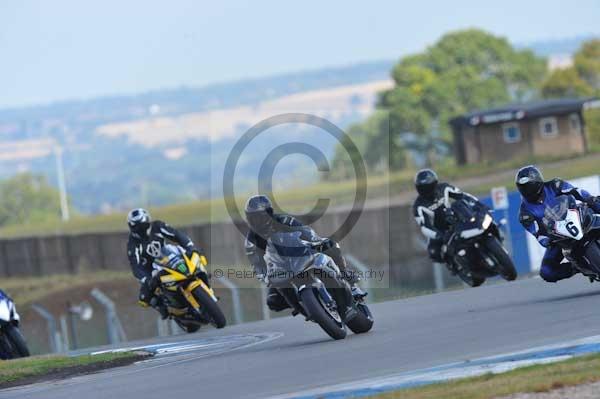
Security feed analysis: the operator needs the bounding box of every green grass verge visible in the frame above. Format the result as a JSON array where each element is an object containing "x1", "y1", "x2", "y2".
[
  {"x1": 0, "y1": 352, "x2": 143, "y2": 386},
  {"x1": 369, "y1": 353, "x2": 600, "y2": 399},
  {"x1": 2, "y1": 271, "x2": 132, "y2": 306},
  {"x1": 1, "y1": 152, "x2": 599, "y2": 238}
]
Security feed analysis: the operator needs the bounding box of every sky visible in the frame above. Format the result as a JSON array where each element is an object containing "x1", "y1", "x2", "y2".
[{"x1": 1, "y1": 0, "x2": 599, "y2": 109}]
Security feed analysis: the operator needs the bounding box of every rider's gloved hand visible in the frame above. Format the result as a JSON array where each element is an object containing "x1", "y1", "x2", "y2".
[
  {"x1": 442, "y1": 230, "x2": 453, "y2": 245},
  {"x1": 147, "y1": 273, "x2": 160, "y2": 292},
  {"x1": 538, "y1": 236, "x2": 551, "y2": 248},
  {"x1": 256, "y1": 273, "x2": 269, "y2": 285},
  {"x1": 584, "y1": 196, "x2": 600, "y2": 211},
  {"x1": 185, "y1": 246, "x2": 197, "y2": 259}
]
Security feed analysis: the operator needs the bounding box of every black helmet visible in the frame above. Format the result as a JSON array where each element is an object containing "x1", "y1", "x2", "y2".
[
  {"x1": 245, "y1": 195, "x2": 274, "y2": 236},
  {"x1": 127, "y1": 208, "x2": 151, "y2": 237},
  {"x1": 516, "y1": 165, "x2": 545, "y2": 203},
  {"x1": 415, "y1": 169, "x2": 439, "y2": 199}
]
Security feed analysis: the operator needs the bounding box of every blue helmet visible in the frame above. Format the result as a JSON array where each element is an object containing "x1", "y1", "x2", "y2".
[
  {"x1": 245, "y1": 195, "x2": 274, "y2": 235},
  {"x1": 516, "y1": 165, "x2": 544, "y2": 203}
]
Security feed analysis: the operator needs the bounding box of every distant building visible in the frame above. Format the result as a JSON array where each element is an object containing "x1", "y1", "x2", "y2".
[{"x1": 449, "y1": 98, "x2": 599, "y2": 165}]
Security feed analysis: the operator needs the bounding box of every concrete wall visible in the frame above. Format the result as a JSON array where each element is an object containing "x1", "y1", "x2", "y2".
[{"x1": 0, "y1": 203, "x2": 453, "y2": 291}]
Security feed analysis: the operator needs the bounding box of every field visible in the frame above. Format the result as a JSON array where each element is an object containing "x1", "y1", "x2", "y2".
[{"x1": 1, "y1": 151, "x2": 599, "y2": 239}]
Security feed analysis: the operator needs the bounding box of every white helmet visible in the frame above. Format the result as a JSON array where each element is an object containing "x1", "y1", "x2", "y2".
[{"x1": 127, "y1": 208, "x2": 151, "y2": 236}]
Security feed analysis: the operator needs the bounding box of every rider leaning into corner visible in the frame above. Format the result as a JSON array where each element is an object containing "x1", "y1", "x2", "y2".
[
  {"x1": 126, "y1": 208, "x2": 209, "y2": 319},
  {"x1": 516, "y1": 165, "x2": 600, "y2": 283},
  {"x1": 244, "y1": 195, "x2": 366, "y2": 314},
  {"x1": 412, "y1": 169, "x2": 480, "y2": 267}
]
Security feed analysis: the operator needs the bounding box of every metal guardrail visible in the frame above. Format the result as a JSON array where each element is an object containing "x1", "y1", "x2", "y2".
[
  {"x1": 218, "y1": 277, "x2": 243, "y2": 324},
  {"x1": 32, "y1": 304, "x2": 64, "y2": 353},
  {"x1": 90, "y1": 288, "x2": 127, "y2": 344}
]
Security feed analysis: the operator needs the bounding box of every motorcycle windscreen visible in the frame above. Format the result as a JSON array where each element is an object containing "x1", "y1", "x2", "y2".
[
  {"x1": 543, "y1": 195, "x2": 572, "y2": 222},
  {"x1": 264, "y1": 231, "x2": 315, "y2": 283},
  {"x1": 154, "y1": 244, "x2": 187, "y2": 271}
]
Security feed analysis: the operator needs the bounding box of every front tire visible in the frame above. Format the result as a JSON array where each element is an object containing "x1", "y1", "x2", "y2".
[
  {"x1": 485, "y1": 236, "x2": 517, "y2": 281},
  {"x1": 4, "y1": 325, "x2": 30, "y2": 358},
  {"x1": 583, "y1": 241, "x2": 600, "y2": 275},
  {"x1": 300, "y1": 288, "x2": 346, "y2": 340},
  {"x1": 192, "y1": 287, "x2": 226, "y2": 329}
]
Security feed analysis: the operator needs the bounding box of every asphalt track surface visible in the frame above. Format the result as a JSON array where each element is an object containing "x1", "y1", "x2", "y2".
[{"x1": 4, "y1": 276, "x2": 600, "y2": 399}]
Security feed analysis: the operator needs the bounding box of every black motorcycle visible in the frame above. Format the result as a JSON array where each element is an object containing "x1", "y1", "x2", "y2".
[
  {"x1": 0, "y1": 289, "x2": 30, "y2": 359},
  {"x1": 264, "y1": 229, "x2": 373, "y2": 340},
  {"x1": 541, "y1": 194, "x2": 600, "y2": 280},
  {"x1": 443, "y1": 198, "x2": 517, "y2": 287}
]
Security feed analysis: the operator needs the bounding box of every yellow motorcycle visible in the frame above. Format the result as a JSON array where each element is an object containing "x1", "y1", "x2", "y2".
[{"x1": 150, "y1": 244, "x2": 226, "y2": 332}]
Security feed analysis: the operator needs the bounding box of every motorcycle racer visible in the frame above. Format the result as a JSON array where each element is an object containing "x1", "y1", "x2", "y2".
[{"x1": 516, "y1": 165, "x2": 600, "y2": 282}]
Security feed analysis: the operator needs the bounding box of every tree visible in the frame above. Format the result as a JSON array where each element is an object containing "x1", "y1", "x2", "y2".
[
  {"x1": 574, "y1": 39, "x2": 600, "y2": 92},
  {"x1": 541, "y1": 39, "x2": 600, "y2": 99},
  {"x1": 331, "y1": 29, "x2": 547, "y2": 175},
  {"x1": 329, "y1": 111, "x2": 404, "y2": 180},
  {"x1": 380, "y1": 29, "x2": 546, "y2": 139},
  {"x1": 541, "y1": 67, "x2": 594, "y2": 98},
  {"x1": 0, "y1": 173, "x2": 62, "y2": 226},
  {"x1": 540, "y1": 39, "x2": 600, "y2": 146}
]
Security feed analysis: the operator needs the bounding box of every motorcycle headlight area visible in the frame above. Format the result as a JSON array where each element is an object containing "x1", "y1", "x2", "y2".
[
  {"x1": 482, "y1": 214, "x2": 493, "y2": 230},
  {"x1": 460, "y1": 215, "x2": 493, "y2": 239},
  {"x1": 0, "y1": 301, "x2": 11, "y2": 321},
  {"x1": 170, "y1": 261, "x2": 189, "y2": 274}
]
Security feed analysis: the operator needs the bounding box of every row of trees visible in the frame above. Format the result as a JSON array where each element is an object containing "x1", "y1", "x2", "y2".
[
  {"x1": 0, "y1": 173, "x2": 62, "y2": 227},
  {"x1": 331, "y1": 30, "x2": 600, "y2": 178}
]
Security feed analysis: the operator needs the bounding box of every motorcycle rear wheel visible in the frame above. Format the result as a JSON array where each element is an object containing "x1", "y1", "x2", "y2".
[
  {"x1": 452, "y1": 256, "x2": 485, "y2": 287},
  {"x1": 345, "y1": 303, "x2": 374, "y2": 334}
]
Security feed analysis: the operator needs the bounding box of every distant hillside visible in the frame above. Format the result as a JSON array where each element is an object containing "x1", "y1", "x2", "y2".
[
  {"x1": 0, "y1": 34, "x2": 595, "y2": 215},
  {"x1": 0, "y1": 78, "x2": 392, "y2": 213},
  {"x1": 0, "y1": 61, "x2": 394, "y2": 125},
  {"x1": 522, "y1": 35, "x2": 598, "y2": 56}
]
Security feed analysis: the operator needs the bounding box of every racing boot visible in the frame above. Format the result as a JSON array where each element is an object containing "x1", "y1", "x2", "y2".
[
  {"x1": 351, "y1": 284, "x2": 367, "y2": 299},
  {"x1": 150, "y1": 297, "x2": 170, "y2": 320}
]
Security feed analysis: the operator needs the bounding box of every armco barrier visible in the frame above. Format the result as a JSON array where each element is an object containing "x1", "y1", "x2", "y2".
[{"x1": 0, "y1": 203, "x2": 453, "y2": 293}]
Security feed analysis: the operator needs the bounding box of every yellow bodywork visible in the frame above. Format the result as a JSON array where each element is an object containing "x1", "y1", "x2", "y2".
[{"x1": 156, "y1": 251, "x2": 216, "y2": 312}]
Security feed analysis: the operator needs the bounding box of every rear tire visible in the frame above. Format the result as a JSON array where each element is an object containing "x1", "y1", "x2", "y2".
[
  {"x1": 300, "y1": 288, "x2": 346, "y2": 340},
  {"x1": 452, "y1": 257, "x2": 485, "y2": 287},
  {"x1": 192, "y1": 287, "x2": 226, "y2": 329},
  {"x1": 4, "y1": 325, "x2": 29, "y2": 358},
  {"x1": 485, "y1": 236, "x2": 517, "y2": 281},
  {"x1": 346, "y1": 303, "x2": 374, "y2": 334},
  {"x1": 174, "y1": 319, "x2": 201, "y2": 333}
]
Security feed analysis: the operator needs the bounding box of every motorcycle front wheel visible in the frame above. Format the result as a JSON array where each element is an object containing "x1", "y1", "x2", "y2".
[
  {"x1": 300, "y1": 288, "x2": 346, "y2": 340},
  {"x1": 484, "y1": 236, "x2": 517, "y2": 281},
  {"x1": 3, "y1": 325, "x2": 30, "y2": 358},
  {"x1": 583, "y1": 240, "x2": 600, "y2": 275},
  {"x1": 191, "y1": 287, "x2": 227, "y2": 329}
]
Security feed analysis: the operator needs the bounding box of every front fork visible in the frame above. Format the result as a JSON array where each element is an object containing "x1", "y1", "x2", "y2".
[{"x1": 296, "y1": 273, "x2": 353, "y2": 320}]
